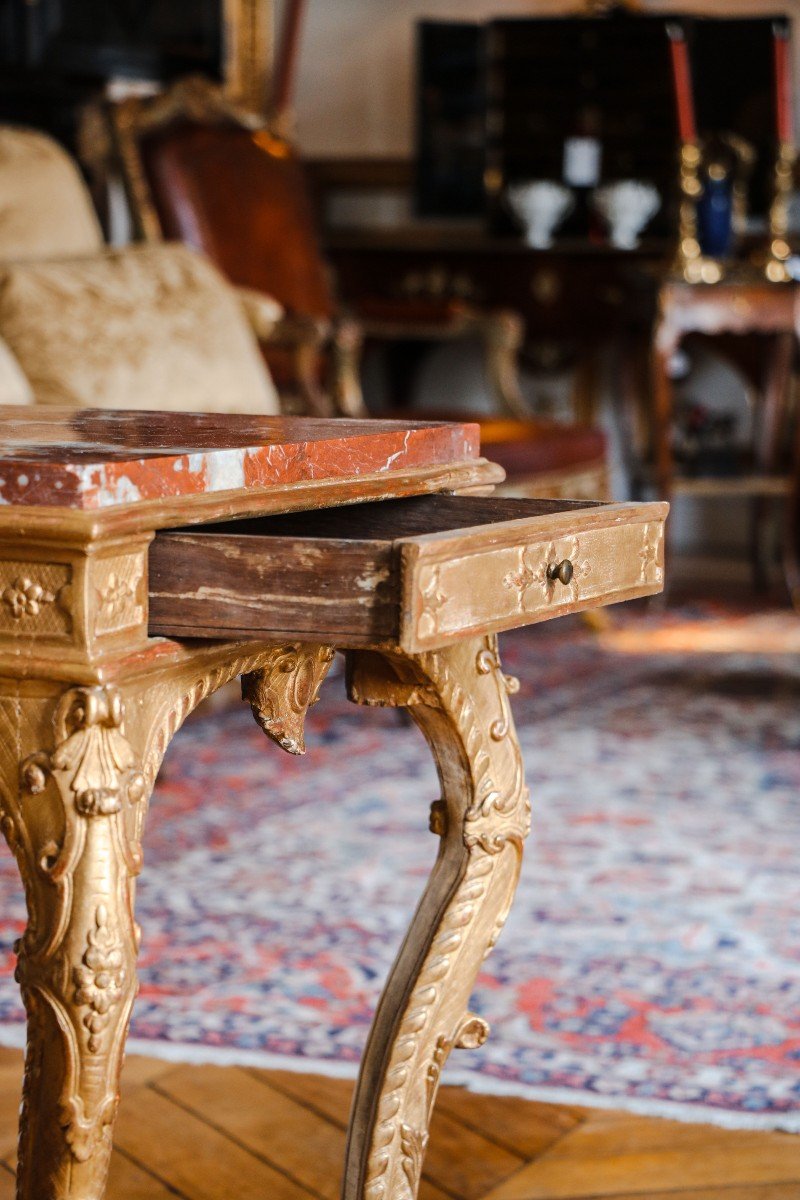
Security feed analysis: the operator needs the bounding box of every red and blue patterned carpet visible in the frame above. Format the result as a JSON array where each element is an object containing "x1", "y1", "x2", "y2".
[{"x1": 0, "y1": 606, "x2": 798, "y2": 1129}]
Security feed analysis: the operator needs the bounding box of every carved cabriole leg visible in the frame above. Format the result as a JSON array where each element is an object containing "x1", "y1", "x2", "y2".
[
  {"x1": 342, "y1": 635, "x2": 530, "y2": 1200},
  {"x1": 0, "y1": 680, "x2": 149, "y2": 1200},
  {"x1": 0, "y1": 640, "x2": 336, "y2": 1200}
]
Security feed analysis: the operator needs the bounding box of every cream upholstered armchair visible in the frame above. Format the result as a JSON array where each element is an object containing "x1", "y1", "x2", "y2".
[{"x1": 0, "y1": 125, "x2": 295, "y2": 417}]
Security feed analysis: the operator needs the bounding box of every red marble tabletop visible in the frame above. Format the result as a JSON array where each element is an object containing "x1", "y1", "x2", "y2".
[{"x1": 0, "y1": 408, "x2": 479, "y2": 511}]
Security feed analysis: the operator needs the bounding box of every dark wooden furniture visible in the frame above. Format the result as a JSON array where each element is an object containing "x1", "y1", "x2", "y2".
[
  {"x1": 325, "y1": 225, "x2": 664, "y2": 454},
  {"x1": 110, "y1": 79, "x2": 361, "y2": 419},
  {"x1": 652, "y1": 277, "x2": 799, "y2": 596},
  {"x1": 0, "y1": 406, "x2": 665, "y2": 1200},
  {"x1": 414, "y1": 14, "x2": 783, "y2": 238},
  {"x1": 484, "y1": 14, "x2": 678, "y2": 238}
]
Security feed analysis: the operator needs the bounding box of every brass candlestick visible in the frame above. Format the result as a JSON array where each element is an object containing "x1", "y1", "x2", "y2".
[
  {"x1": 675, "y1": 140, "x2": 723, "y2": 284},
  {"x1": 764, "y1": 140, "x2": 797, "y2": 282}
]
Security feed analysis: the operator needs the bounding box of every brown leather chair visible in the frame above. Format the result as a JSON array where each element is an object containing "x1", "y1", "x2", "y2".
[{"x1": 109, "y1": 77, "x2": 608, "y2": 497}]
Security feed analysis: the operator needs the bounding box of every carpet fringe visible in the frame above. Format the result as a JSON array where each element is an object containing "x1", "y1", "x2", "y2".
[{"x1": 0, "y1": 1024, "x2": 794, "y2": 1133}]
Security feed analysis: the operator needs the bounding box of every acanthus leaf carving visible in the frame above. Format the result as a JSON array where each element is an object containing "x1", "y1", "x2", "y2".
[
  {"x1": 12, "y1": 683, "x2": 147, "y2": 1184},
  {"x1": 22, "y1": 686, "x2": 146, "y2": 818},
  {"x1": 7, "y1": 641, "x2": 348, "y2": 1197},
  {"x1": 242, "y1": 642, "x2": 336, "y2": 755},
  {"x1": 60, "y1": 1092, "x2": 119, "y2": 1164},
  {"x1": 399, "y1": 1124, "x2": 429, "y2": 1200}
]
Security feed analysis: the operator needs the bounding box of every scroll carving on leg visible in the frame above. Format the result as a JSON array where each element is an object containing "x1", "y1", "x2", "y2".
[
  {"x1": 0, "y1": 685, "x2": 148, "y2": 1200},
  {"x1": 0, "y1": 639, "x2": 337, "y2": 1200},
  {"x1": 242, "y1": 642, "x2": 336, "y2": 754},
  {"x1": 343, "y1": 635, "x2": 530, "y2": 1200}
]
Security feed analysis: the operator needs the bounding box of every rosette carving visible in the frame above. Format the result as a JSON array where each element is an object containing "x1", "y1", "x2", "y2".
[{"x1": 2, "y1": 575, "x2": 55, "y2": 620}]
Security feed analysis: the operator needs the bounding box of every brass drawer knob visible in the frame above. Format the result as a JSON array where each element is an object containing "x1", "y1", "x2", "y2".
[{"x1": 547, "y1": 559, "x2": 574, "y2": 585}]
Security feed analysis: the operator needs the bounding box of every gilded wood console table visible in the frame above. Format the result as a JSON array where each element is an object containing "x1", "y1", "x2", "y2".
[{"x1": 0, "y1": 408, "x2": 666, "y2": 1200}]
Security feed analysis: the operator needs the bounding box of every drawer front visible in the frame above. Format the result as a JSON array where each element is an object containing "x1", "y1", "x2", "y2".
[
  {"x1": 149, "y1": 497, "x2": 666, "y2": 650},
  {"x1": 400, "y1": 514, "x2": 664, "y2": 651}
]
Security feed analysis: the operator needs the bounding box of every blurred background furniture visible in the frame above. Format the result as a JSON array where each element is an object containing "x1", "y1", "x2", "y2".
[
  {"x1": 323, "y1": 223, "x2": 658, "y2": 441},
  {"x1": 653, "y1": 277, "x2": 799, "y2": 596},
  {"x1": 475, "y1": 416, "x2": 607, "y2": 499},
  {"x1": 109, "y1": 76, "x2": 533, "y2": 423},
  {"x1": 1, "y1": 3, "x2": 797, "y2": 526},
  {"x1": 0, "y1": 121, "x2": 310, "y2": 416},
  {"x1": 313, "y1": 14, "x2": 790, "y2": 429},
  {"x1": 0, "y1": 125, "x2": 104, "y2": 262},
  {"x1": 110, "y1": 78, "x2": 362, "y2": 419},
  {"x1": 107, "y1": 76, "x2": 610, "y2": 499}
]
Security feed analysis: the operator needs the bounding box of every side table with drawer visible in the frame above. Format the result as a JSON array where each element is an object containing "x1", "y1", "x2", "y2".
[{"x1": 0, "y1": 408, "x2": 666, "y2": 1200}]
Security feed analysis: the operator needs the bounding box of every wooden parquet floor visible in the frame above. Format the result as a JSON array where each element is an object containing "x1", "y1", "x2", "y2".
[{"x1": 0, "y1": 1049, "x2": 796, "y2": 1199}]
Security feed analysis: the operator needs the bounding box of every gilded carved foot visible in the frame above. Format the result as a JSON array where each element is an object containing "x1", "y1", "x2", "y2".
[{"x1": 342, "y1": 636, "x2": 530, "y2": 1200}]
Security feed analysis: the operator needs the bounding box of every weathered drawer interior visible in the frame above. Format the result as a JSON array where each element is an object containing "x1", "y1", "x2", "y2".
[{"x1": 148, "y1": 494, "x2": 666, "y2": 651}]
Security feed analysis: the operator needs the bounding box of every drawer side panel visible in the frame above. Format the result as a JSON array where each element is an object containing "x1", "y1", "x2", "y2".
[{"x1": 149, "y1": 534, "x2": 397, "y2": 641}]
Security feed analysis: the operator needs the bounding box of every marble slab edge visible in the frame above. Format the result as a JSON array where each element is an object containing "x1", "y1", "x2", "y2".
[
  {"x1": 0, "y1": 458, "x2": 504, "y2": 544},
  {"x1": 0, "y1": 420, "x2": 480, "y2": 511}
]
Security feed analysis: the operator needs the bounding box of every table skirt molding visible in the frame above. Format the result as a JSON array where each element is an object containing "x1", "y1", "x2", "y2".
[{"x1": 0, "y1": 631, "x2": 529, "y2": 1200}]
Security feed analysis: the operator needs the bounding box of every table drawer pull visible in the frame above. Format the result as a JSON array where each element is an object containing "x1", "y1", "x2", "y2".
[{"x1": 546, "y1": 559, "x2": 574, "y2": 585}]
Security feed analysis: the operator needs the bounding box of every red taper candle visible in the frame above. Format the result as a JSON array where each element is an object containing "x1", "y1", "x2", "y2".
[
  {"x1": 667, "y1": 24, "x2": 697, "y2": 144},
  {"x1": 773, "y1": 22, "x2": 795, "y2": 146}
]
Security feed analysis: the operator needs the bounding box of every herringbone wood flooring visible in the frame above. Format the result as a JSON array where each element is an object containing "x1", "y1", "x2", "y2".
[{"x1": 0, "y1": 1048, "x2": 796, "y2": 1198}]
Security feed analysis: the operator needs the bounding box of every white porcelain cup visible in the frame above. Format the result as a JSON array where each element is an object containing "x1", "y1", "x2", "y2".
[
  {"x1": 593, "y1": 181, "x2": 660, "y2": 250},
  {"x1": 506, "y1": 181, "x2": 574, "y2": 249}
]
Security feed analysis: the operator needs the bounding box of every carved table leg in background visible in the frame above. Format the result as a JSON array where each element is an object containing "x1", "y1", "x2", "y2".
[
  {"x1": 342, "y1": 635, "x2": 530, "y2": 1200},
  {"x1": 0, "y1": 640, "x2": 336, "y2": 1200}
]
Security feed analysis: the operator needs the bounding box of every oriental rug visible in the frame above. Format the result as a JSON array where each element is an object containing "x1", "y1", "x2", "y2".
[{"x1": 0, "y1": 605, "x2": 798, "y2": 1130}]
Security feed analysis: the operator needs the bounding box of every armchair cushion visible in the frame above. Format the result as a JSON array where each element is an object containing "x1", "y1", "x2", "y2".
[
  {"x1": 0, "y1": 243, "x2": 280, "y2": 415},
  {"x1": 0, "y1": 126, "x2": 104, "y2": 262}
]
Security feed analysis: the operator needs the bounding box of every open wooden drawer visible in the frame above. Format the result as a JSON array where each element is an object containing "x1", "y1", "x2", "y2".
[{"x1": 148, "y1": 495, "x2": 667, "y2": 652}]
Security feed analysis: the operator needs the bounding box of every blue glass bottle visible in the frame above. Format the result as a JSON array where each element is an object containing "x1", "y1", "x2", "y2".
[{"x1": 697, "y1": 163, "x2": 733, "y2": 260}]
